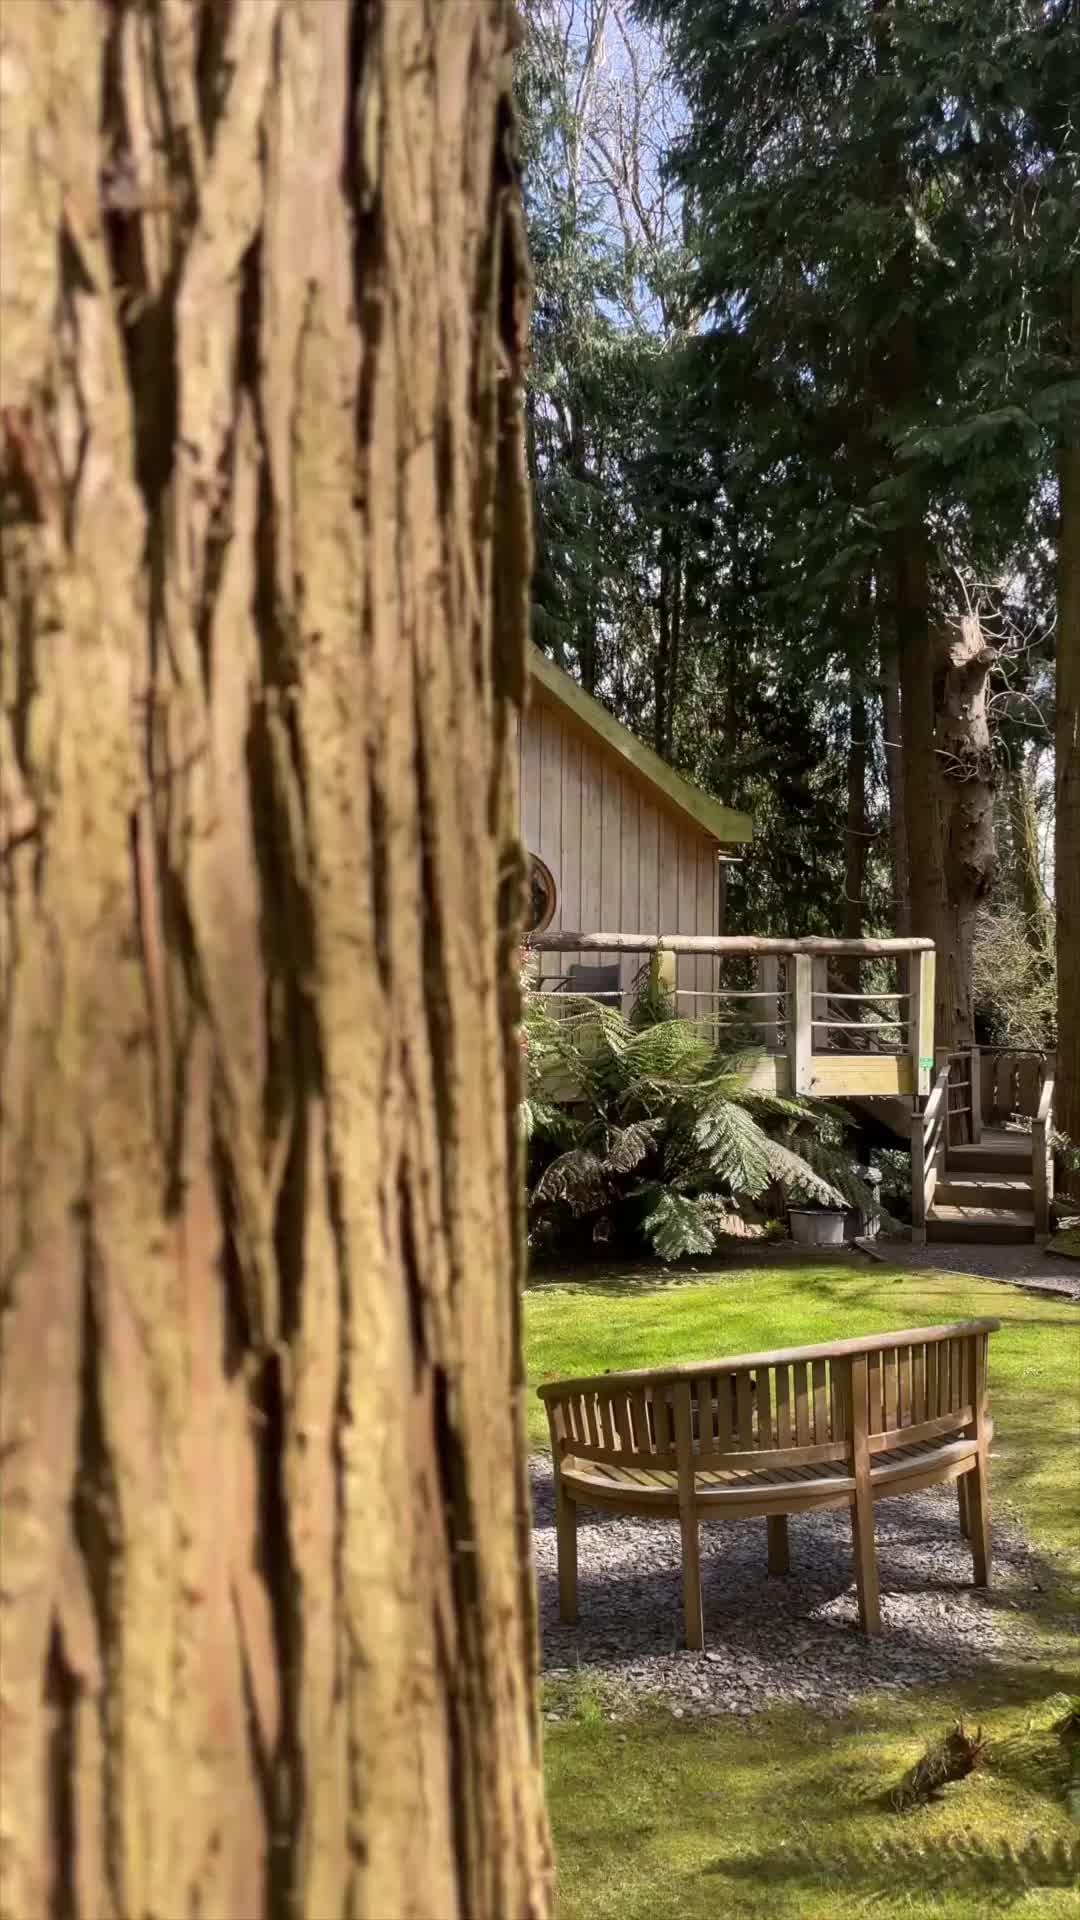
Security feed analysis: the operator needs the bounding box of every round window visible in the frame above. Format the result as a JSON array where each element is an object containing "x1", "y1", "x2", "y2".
[{"x1": 524, "y1": 853, "x2": 557, "y2": 934}]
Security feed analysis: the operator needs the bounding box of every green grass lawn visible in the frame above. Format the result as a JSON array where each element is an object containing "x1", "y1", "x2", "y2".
[{"x1": 528, "y1": 1259, "x2": 1080, "y2": 1919}]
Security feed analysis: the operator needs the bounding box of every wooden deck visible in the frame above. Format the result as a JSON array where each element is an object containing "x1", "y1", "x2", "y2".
[{"x1": 527, "y1": 932, "x2": 934, "y2": 1104}]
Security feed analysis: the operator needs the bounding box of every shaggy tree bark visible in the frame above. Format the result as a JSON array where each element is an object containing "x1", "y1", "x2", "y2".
[
  {"x1": 895, "y1": 544, "x2": 997, "y2": 1051},
  {"x1": 892, "y1": 524, "x2": 956, "y2": 1042},
  {"x1": 835, "y1": 621, "x2": 870, "y2": 995},
  {"x1": 880, "y1": 633, "x2": 910, "y2": 937},
  {"x1": 932, "y1": 615, "x2": 999, "y2": 1051},
  {"x1": 0, "y1": 3, "x2": 552, "y2": 1917},
  {"x1": 1058, "y1": 263, "x2": 1080, "y2": 1177},
  {"x1": 841, "y1": 602, "x2": 864, "y2": 933}
]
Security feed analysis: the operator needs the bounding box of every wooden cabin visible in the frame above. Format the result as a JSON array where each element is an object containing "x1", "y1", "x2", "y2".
[{"x1": 518, "y1": 648, "x2": 753, "y2": 1008}]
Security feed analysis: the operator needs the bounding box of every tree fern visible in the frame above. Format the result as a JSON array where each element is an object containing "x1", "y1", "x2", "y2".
[{"x1": 523, "y1": 992, "x2": 878, "y2": 1260}]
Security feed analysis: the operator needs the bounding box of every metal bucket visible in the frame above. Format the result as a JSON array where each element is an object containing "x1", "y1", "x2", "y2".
[{"x1": 789, "y1": 1209, "x2": 847, "y2": 1248}]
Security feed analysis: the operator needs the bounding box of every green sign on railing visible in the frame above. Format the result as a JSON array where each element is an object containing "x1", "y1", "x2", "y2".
[{"x1": 920, "y1": 1057, "x2": 934, "y2": 1073}]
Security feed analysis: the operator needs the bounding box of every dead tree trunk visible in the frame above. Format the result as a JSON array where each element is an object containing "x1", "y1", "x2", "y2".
[
  {"x1": 933, "y1": 614, "x2": 999, "y2": 1050},
  {"x1": 895, "y1": 545, "x2": 998, "y2": 1052},
  {"x1": 0, "y1": 3, "x2": 552, "y2": 1917},
  {"x1": 894, "y1": 524, "x2": 956, "y2": 1045}
]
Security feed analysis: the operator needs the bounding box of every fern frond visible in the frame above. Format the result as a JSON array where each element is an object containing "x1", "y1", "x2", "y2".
[
  {"x1": 522, "y1": 1097, "x2": 573, "y2": 1144},
  {"x1": 795, "y1": 1138, "x2": 898, "y2": 1226},
  {"x1": 638, "y1": 1187, "x2": 718, "y2": 1261},
  {"x1": 759, "y1": 1137, "x2": 845, "y2": 1206},
  {"x1": 689, "y1": 1097, "x2": 780, "y2": 1199},
  {"x1": 601, "y1": 1119, "x2": 662, "y2": 1174},
  {"x1": 531, "y1": 1148, "x2": 608, "y2": 1216}
]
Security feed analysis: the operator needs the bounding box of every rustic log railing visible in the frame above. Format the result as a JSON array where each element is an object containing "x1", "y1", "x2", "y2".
[{"x1": 527, "y1": 933, "x2": 937, "y2": 1101}]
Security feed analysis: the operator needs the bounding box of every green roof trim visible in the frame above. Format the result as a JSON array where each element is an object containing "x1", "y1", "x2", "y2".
[{"x1": 528, "y1": 647, "x2": 754, "y2": 846}]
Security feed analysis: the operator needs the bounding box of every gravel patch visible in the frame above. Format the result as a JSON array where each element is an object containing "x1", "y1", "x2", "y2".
[
  {"x1": 532, "y1": 1457, "x2": 1062, "y2": 1719},
  {"x1": 871, "y1": 1239, "x2": 1080, "y2": 1303}
]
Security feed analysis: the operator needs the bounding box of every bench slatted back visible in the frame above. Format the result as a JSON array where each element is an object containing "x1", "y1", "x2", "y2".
[
  {"x1": 685, "y1": 1358, "x2": 849, "y2": 1470},
  {"x1": 863, "y1": 1333, "x2": 979, "y2": 1453},
  {"x1": 545, "y1": 1380, "x2": 679, "y2": 1471},
  {"x1": 539, "y1": 1323, "x2": 995, "y2": 1486}
]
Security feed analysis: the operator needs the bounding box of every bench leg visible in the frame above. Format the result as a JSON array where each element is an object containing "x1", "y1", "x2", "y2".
[
  {"x1": 555, "y1": 1480, "x2": 578, "y2": 1623},
  {"x1": 850, "y1": 1490, "x2": 881, "y2": 1636},
  {"x1": 679, "y1": 1509, "x2": 704, "y2": 1651},
  {"x1": 957, "y1": 1472, "x2": 970, "y2": 1540},
  {"x1": 767, "y1": 1514, "x2": 790, "y2": 1576},
  {"x1": 966, "y1": 1453, "x2": 991, "y2": 1587}
]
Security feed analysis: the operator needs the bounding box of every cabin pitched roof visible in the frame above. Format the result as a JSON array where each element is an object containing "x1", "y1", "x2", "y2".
[{"x1": 528, "y1": 647, "x2": 753, "y2": 847}]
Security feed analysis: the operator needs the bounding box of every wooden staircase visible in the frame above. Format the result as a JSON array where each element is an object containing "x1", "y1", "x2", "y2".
[
  {"x1": 912, "y1": 1057, "x2": 1055, "y2": 1247},
  {"x1": 926, "y1": 1132, "x2": 1037, "y2": 1245}
]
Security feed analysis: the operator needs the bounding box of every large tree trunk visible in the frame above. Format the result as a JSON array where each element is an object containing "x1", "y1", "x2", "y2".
[
  {"x1": 843, "y1": 609, "x2": 870, "y2": 942},
  {"x1": 880, "y1": 629, "x2": 911, "y2": 936},
  {"x1": 1058, "y1": 263, "x2": 1080, "y2": 1176},
  {"x1": 0, "y1": 4, "x2": 553, "y2": 1917},
  {"x1": 654, "y1": 522, "x2": 672, "y2": 754},
  {"x1": 666, "y1": 532, "x2": 683, "y2": 761},
  {"x1": 838, "y1": 622, "x2": 869, "y2": 991}
]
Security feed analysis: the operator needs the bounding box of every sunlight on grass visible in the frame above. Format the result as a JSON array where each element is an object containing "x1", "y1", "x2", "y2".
[
  {"x1": 545, "y1": 1675, "x2": 1080, "y2": 1920},
  {"x1": 524, "y1": 1260, "x2": 1080, "y2": 1562}
]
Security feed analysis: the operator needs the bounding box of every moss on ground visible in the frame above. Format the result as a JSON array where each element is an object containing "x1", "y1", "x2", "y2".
[{"x1": 545, "y1": 1672, "x2": 1079, "y2": 1919}]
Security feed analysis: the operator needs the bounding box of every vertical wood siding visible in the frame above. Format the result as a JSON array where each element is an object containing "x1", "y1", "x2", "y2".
[{"x1": 519, "y1": 694, "x2": 720, "y2": 1007}]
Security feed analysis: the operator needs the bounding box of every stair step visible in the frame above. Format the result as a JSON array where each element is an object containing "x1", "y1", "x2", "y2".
[
  {"x1": 935, "y1": 1178, "x2": 1034, "y2": 1209},
  {"x1": 947, "y1": 1143, "x2": 1033, "y2": 1174},
  {"x1": 927, "y1": 1205, "x2": 1035, "y2": 1245}
]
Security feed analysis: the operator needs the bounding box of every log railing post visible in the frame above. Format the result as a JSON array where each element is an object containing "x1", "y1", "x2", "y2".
[
  {"x1": 787, "y1": 953, "x2": 813, "y2": 1094},
  {"x1": 811, "y1": 956, "x2": 829, "y2": 1052},
  {"x1": 908, "y1": 948, "x2": 936, "y2": 1098},
  {"x1": 648, "y1": 945, "x2": 677, "y2": 1012},
  {"x1": 757, "y1": 956, "x2": 781, "y2": 1052}
]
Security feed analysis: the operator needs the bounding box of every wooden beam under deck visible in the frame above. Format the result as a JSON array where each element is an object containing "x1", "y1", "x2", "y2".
[
  {"x1": 544, "y1": 1050, "x2": 916, "y2": 1102},
  {"x1": 740, "y1": 1054, "x2": 915, "y2": 1098}
]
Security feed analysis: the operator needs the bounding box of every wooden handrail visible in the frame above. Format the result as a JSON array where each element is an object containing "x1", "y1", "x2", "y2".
[
  {"x1": 536, "y1": 1320, "x2": 1001, "y2": 1397},
  {"x1": 528, "y1": 932, "x2": 935, "y2": 956}
]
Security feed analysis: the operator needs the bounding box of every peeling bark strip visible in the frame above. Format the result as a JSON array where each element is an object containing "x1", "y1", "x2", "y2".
[{"x1": 0, "y1": 3, "x2": 552, "y2": 1917}]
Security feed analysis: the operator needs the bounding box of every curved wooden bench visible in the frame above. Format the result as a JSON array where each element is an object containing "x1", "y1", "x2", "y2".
[{"x1": 538, "y1": 1320, "x2": 999, "y2": 1645}]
